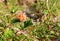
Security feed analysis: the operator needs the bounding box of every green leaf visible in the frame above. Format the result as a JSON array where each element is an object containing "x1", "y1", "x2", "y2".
[
  {"x1": 50, "y1": 30, "x2": 55, "y2": 34},
  {"x1": 10, "y1": 6, "x2": 18, "y2": 13},
  {"x1": 24, "y1": 20, "x2": 32, "y2": 27},
  {"x1": 43, "y1": 10, "x2": 49, "y2": 14},
  {"x1": 54, "y1": 26, "x2": 60, "y2": 31},
  {"x1": 15, "y1": 23, "x2": 22, "y2": 29},
  {"x1": 11, "y1": 18, "x2": 20, "y2": 23},
  {"x1": 2, "y1": 28, "x2": 14, "y2": 39}
]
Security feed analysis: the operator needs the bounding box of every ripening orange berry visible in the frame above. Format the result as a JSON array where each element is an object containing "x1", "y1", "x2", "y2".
[{"x1": 16, "y1": 11, "x2": 27, "y2": 22}]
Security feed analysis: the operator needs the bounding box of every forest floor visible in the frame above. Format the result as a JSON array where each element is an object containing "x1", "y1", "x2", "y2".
[{"x1": 0, "y1": 0, "x2": 60, "y2": 41}]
